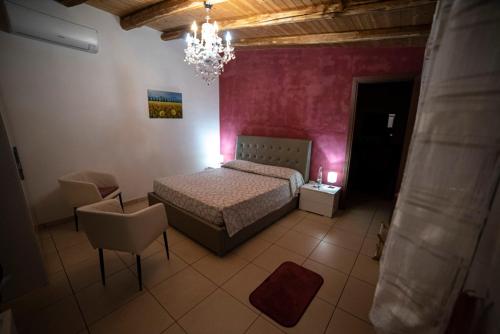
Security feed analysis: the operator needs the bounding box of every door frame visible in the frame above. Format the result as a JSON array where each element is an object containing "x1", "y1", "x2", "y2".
[{"x1": 341, "y1": 74, "x2": 421, "y2": 205}]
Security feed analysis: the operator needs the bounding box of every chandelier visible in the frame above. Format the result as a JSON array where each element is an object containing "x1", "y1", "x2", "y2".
[{"x1": 184, "y1": 1, "x2": 235, "y2": 84}]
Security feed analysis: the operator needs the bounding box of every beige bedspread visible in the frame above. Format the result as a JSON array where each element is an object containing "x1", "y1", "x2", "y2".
[{"x1": 153, "y1": 161, "x2": 304, "y2": 237}]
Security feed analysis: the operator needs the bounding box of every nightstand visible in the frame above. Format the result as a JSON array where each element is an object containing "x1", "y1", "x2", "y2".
[{"x1": 299, "y1": 183, "x2": 341, "y2": 218}]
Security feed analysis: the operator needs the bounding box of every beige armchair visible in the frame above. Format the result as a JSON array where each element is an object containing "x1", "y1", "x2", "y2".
[
  {"x1": 77, "y1": 199, "x2": 169, "y2": 290},
  {"x1": 58, "y1": 171, "x2": 122, "y2": 231}
]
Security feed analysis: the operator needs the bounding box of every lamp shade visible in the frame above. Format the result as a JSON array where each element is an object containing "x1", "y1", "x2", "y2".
[{"x1": 327, "y1": 171, "x2": 337, "y2": 184}]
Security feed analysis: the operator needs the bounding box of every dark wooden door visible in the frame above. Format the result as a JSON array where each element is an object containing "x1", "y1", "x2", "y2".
[{"x1": 348, "y1": 80, "x2": 414, "y2": 198}]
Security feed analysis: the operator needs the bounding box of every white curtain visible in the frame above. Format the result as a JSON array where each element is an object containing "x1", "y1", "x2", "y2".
[{"x1": 369, "y1": 0, "x2": 500, "y2": 333}]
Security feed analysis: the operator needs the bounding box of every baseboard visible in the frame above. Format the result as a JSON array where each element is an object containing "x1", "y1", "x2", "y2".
[
  {"x1": 124, "y1": 196, "x2": 148, "y2": 206},
  {"x1": 35, "y1": 196, "x2": 148, "y2": 229},
  {"x1": 35, "y1": 216, "x2": 73, "y2": 230}
]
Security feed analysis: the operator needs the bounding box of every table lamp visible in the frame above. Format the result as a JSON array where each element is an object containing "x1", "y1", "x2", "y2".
[{"x1": 327, "y1": 171, "x2": 337, "y2": 188}]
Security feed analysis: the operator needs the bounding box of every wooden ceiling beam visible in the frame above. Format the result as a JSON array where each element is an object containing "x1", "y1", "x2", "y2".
[
  {"x1": 335, "y1": 0, "x2": 434, "y2": 16},
  {"x1": 161, "y1": 28, "x2": 190, "y2": 41},
  {"x1": 218, "y1": 3, "x2": 343, "y2": 29},
  {"x1": 161, "y1": 3, "x2": 342, "y2": 41},
  {"x1": 120, "y1": 0, "x2": 227, "y2": 31},
  {"x1": 160, "y1": 0, "x2": 435, "y2": 41},
  {"x1": 160, "y1": 27, "x2": 190, "y2": 41},
  {"x1": 55, "y1": 0, "x2": 87, "y2": 6},
  {"x1": 233, "y1": 25, "x2": 431, "y2": 47}
]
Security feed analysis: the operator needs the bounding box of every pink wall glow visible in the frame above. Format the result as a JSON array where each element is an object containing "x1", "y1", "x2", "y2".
[{"x1": 219, "y1": 47, "x2": 425, "y2": 185}]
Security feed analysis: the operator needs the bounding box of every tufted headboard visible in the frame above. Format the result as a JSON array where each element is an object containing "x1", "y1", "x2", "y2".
[{"x1": 235, "y1": 135, "x2": 312, "y2": 182}]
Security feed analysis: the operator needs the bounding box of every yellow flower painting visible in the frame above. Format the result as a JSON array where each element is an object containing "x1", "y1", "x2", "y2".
[{"x1": 147, "y1": 90, "x2": 183, "y2": 119}]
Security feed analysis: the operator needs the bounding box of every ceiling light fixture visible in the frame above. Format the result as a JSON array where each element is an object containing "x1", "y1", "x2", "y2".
[{"x1": 184, "y1": 1, "x2": 235, "y2": 84}]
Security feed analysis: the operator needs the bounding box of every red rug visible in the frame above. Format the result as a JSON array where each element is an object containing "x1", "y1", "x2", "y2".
[{"x1": 249, "y1": 261, "x2": 324, "y2": 327}]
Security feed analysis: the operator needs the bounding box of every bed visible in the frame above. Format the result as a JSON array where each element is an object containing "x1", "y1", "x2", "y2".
[{"x1": 148, "y1": 135, "x2": 312, "y2": 256}]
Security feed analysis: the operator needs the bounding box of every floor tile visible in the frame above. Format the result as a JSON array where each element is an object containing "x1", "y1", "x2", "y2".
[
  {"x1": 258, "y1": 224, "x2": 289, "y2": 243},
  {"x1": 275, "y1": 230, "x2": 320, "y2": 257},
  {"x1": 303, "y1": 260, "x2": 348, "y2": 305},
  {"x1": 338, "y1": 277, "x2": 375, "y2": 322},
  {"x1": 305, "y1": 214, "x2": 335, "y2": 225},
  {"x1": 39, "y1": 236, "x2": 57, "y2": 254},
  {"x1": 263, "y1": 297, "x2": 334, "y2": 334},
  {"x1": 292, "y1": 219, "x2": 331, "y2": 240},
  {"x1": 162, "y1": 323, "x2": 187, "y2": 334},
  {"x1": 58, "y1": 241, "x2": 96, "y2": 268},
  {"x1": 51, "y1": 225, "x2": 89, "y2": 250},
  {"x1": 30, "y1": 197, "x2": 392, "y2": 334},
  {"x1": 246, "y1": 317, "x2": 283, "y2": 334},
  {"x1": 192, "y1": 253, "x2": 248, "y2": 285},
  {"x1": 42, "y1": 251, "x2": 64, "y2": 275},
  {"x1": 90, "y1": 293, "x2": 174, "y2": 334},
  {"x1": 273, "y1": 211, "x2": 304, "y2": 229},
  {"x1": 17, "y1": 296, "x2": 85, "y2": 334},
  {"x1": 288, "y1": 209, "x2": 310, "y2": 220},
  {"x1": 117, "y1": 240, "x2": 163, "y2": 266},
  {"x1": 360, "y1": 237, "x2": 378, "y2": 258},
  {"x1": 37, "y1": 226, "x2": 52, "y2": 240},
  {"x1": 373, "y1": 207, "x2": 393, "y2": 224},
  {"x1": 367, "y1": 221, "x2": 382, "y2": 237},
  {"x1": 351, "y1": 255, "x2": 379, "y2": 285},
  {"x1": 162, "y1": 228, "x2": 190, "y2": 246},
  {"x1": 66, "y1": 250, "x2": 126, "y2": 291},
  {"x1": 334, "y1": 213, "x2": 372, "y2": 236},
  {"x1": 323, "y1": 228, "x2": 364, "y2": 252},
  {"x1": 231, "y1": 236, "x2": 272, "y2": 261},
  {"x1": 171, "y1": 238, "x2": 210, "y2": 264},
  {"x1": 76, "y1": 269, "x2": 144, "y2": 324},
  {"x1": 253, "y1": 245, "x2": 306, "y2": 272},
  {"x1": 309, "y1": 241, "x2": 357, "y2": 274},
  {"x1": 50, "y1": 221, "x2": 81, "y2": 233},
  {"x1": 337, "y1": 207, "x2": 374, "y2": 219},
  {"x1": 325, "y1": 308, "x2": 375, "y2": 334},
  {"x1": 178, "y1": 289, "x2": 257, "y2": 334},
  {"x1": 9, "y1": 271, "x2": 72, "y2": 318},
  {"x1": 151, "y1": 267, "x2": 217, "y2": 319},
  {"x1": 222, "y1": 263, "x2": 269, "y2": 312},
  {"x1": 130, "y1": 252, "x2": 187, "y2": 288}
]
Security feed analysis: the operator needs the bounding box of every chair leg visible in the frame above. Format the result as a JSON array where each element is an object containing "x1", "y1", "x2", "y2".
[
  {"x1": 99, "y1": 248, "x2": 105, "y2": 286},
  {"x1": 73, "y1": 207, "x2": 79, "y2": 232},
  {"x1": 118, "y1": 193, "x2": 124, "y2": 210},
  {"x1": 136, "y1": 255, "x2": 142, "y2": 291},
  {"x1": 162, "y1": 232, "x2": 170, "y2": 260}
]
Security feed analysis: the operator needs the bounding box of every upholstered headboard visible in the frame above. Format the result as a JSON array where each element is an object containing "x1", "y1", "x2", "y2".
[{"x1": 235, "y1": 135, "x2": 312, "y2": 182}]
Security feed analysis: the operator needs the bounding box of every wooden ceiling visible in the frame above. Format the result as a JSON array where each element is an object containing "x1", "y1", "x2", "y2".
[{"x1": 74, "y1": 0, "x2": 436, "y2": 47}]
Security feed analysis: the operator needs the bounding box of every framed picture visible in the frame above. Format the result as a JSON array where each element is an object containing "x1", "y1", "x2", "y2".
[{"x1": 147, "y1": 89, "x2": 183, "y2": 119}]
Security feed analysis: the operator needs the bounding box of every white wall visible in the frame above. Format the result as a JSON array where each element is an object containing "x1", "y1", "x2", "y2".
[{"x1": 0, "y1": 0, "x2": 220, "y2": 224}]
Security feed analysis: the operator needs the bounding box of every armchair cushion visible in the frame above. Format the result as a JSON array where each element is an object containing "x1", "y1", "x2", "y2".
[{"x1": 98, "y1": 186, "x2": 119, "y2": 198}]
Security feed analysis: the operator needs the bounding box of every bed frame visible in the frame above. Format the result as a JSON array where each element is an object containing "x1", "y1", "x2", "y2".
[{"x1": 148, "y1": 135, "x2": 312, "y2": 256}]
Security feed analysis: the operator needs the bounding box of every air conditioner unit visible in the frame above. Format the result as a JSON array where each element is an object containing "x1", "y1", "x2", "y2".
[{"x1": 2, "y1": 0, "x2": 98, "y2": 53}]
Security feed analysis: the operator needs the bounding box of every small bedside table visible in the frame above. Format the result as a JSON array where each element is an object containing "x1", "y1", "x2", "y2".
[{"x1": 299, "y1": 183, "x2": 341, "y2": 218}]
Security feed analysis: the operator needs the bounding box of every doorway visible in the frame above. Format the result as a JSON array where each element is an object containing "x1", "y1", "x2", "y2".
[{"x1": 344, "y1": 77, "x2": 419, "y2": 204}]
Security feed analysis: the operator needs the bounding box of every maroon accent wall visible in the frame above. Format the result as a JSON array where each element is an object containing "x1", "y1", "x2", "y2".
[{"x1": 219, "y1": 47, "x2": 425, "y2": 185}]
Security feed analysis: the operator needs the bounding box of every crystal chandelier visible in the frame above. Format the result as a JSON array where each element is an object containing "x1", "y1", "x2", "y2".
[{"x1": 184, "y1": 1, "x2": 235, "y2": 84}]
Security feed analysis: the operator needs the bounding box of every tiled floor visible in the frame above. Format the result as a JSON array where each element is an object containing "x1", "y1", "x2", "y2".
[{"x1": 8, "y1": 198, "x2": 393, "y2": 334}]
